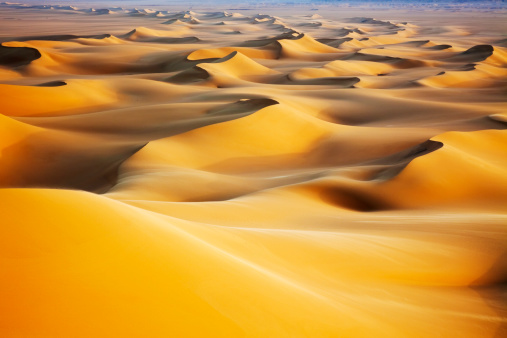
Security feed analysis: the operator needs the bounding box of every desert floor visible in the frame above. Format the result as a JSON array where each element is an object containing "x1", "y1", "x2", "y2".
[{"x1": 0, "y1": 3, "x2": 506, "y2": 337}]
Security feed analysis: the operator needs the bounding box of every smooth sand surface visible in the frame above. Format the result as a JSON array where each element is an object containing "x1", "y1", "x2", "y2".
[{"x1": 0, "y1": 3, "x2": 506, "y2": 337}]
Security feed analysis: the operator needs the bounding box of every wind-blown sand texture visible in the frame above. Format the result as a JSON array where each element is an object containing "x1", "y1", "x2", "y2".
[{"x1": 1, "y1": 3, "x2": 506, "y2": 337}]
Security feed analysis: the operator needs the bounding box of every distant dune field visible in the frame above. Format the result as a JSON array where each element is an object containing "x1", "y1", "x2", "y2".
[{"x1": 0, "y1": 2, "x2": 506, "y2": 337}]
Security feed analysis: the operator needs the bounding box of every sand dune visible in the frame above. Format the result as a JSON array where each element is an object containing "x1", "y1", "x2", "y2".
[
  {"x1": 278, "y1": 33, "x2": 342, "y2": 59},
  {"x1": 188, "y1": 46, "x2": 278, "y2": 60},
  {"x1": 197, "y1": 51, "x2": 281, "y2": 83},
  {"x1": 0, "y1": 3, "x2": 506, "y2": 338},
  {"x1": 124, "y1": 26, "x2": 194, "y2": 41}
]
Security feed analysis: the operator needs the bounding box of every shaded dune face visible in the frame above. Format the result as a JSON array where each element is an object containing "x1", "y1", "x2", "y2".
[
  {"x1": 0, "y1": 45, "x2": 41, "y2": 66},
  {"x1": 0, "y1": 4, "x2": 506, "y2": 338}
]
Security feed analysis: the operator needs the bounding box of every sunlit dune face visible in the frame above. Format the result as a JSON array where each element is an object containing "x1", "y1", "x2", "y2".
[
  {"x1": 0, "y1": 80, "x2": 118, "y2": 116},
  {"x1": 0, "y1": 3, "x2": 506, "y2": 337}
]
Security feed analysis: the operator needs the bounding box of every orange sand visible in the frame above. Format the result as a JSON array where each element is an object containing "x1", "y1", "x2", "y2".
[{"x1": 0, "y1": 3, "x2": 506, "y2": 337}]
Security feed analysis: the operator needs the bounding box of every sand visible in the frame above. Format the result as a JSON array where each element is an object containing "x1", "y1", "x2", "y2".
[{"x1": 0, "y1": 2, "x2": 506, "y2": 337}]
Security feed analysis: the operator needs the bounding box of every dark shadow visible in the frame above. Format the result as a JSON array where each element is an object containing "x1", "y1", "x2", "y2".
[
  {"x1": 165, "y1": 66, "x2": 211, "y2": 84},
  {"x1": 0, "y1": 44, "x2": 41, "y2": 67},
  {"x1": 445, "y1": 44, "x2": 494, "y2": 63},
  {"x1": 319, "y1": 185, "x2": 387, "y2": 212},
  {"x1": 0, "y1": 130, "x2": 146, "y2": 194},
  {"x1": 0, "y1": 34, "x2": 111, "y2": 43},
  {"x1": 369, "y1": 140, "x2": 443, "y2": 181},
  {"x1": 284, "y1": 75, "x2": 360, "y2": 87},
  {"x1": 206, "y1": 98, "x2": 278, "y2": 117},
  {"x1": 427, "y1": 44, "x2": 452, "y2": 50},
  {"x1": 470, "y1": 251, "x2": 507, "y2": 337},
  {"x1": 316, "y1": 37, "x2": 353, "y2": 48},
  {"x1": 237, "y1": 31, "x2": 299, "y2": 48},
  {"x1": 35, "y1": 81, "x2": 67, "y2": 87}
]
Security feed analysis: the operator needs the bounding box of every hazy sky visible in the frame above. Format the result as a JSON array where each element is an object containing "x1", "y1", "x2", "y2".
[{"x1": 11, "y1": 0, "x2": 506, "y2": 11}]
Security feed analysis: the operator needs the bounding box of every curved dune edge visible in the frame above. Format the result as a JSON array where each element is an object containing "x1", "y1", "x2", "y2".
[
  {"x1": 0, "y1": 5, "x2": 506, "y2": 338},
  {"x1": 371, "y1": 129, "x2": 507, "y2": 210}
]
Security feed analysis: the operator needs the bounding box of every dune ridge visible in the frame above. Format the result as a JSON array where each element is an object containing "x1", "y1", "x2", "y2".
[{"x1": 0, "y1": 3, "x2": 506, "y2": 338}]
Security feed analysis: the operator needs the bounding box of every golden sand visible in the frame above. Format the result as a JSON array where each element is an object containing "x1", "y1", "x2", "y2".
[{"x1": 0, "y1": 4, "x2": 506, "y2": 337}]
